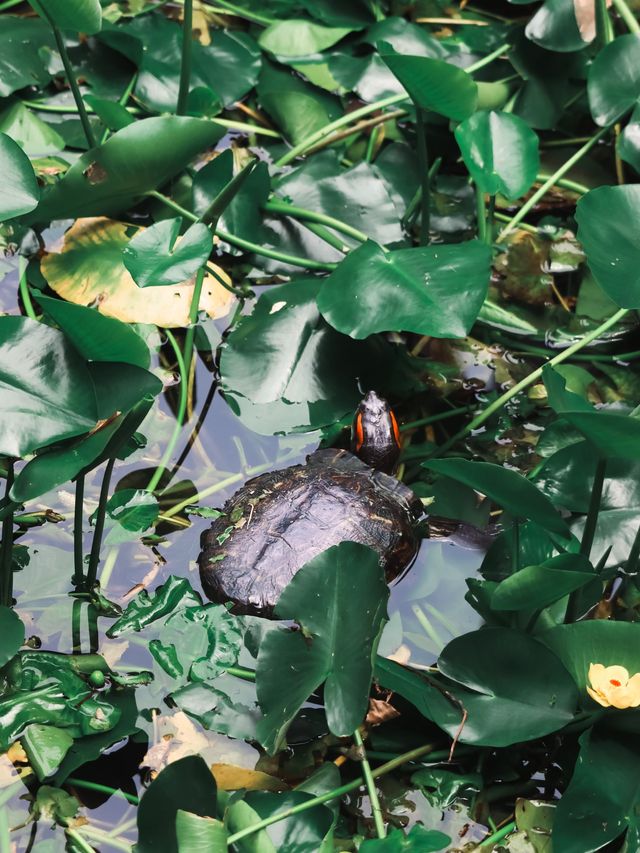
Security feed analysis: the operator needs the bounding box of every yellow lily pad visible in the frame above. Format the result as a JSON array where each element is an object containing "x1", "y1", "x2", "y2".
[
  {"x1": 211, "y1": 763, "x2": 286, "y2": 792},
  {"x1": 41, "y1": 217, "x2": 234, "y2": 328}
]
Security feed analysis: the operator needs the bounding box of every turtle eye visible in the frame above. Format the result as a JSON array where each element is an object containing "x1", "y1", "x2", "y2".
[
  {"x1": 354, "y1": 411, "x2": 365, "y2": 451},
  {"x1": 389, "y1": 410, "x2": 401, "y2": 448}
]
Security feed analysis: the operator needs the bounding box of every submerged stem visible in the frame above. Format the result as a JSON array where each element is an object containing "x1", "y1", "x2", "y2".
[
  {"x1": 147, "y1": 330, "x2": 188, "y2": 494},
  {"x1": 431, "y1": 308, "x2": 629, "y2": 457},
  {"x1": 73, "y1": 474, "x2": 85, "y2": 588},
  {"x1": 48, "y1": 24, "x2": 96, "y2": 148},
  {"x1": 354, "y1": 728, "x2": 386, "y2": 839},
  {"x1": 498, "y1": 126, "x2": 610, "y2": 240},
  {"x1": 85, "y1": 458, "x2": 116, "y2": 588},
  {"x1": 0, "y1": 462, "x2": 15, "y2": 607}
]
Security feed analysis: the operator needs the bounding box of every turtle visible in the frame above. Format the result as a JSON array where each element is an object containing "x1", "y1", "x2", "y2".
[{"x1": 198, "y1": 391, "x2": 422, "y2": 615}]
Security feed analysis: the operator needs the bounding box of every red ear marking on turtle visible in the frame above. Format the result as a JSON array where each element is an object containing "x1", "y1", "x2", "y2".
[
  {"x1": 354, "y1": 412, "x2": 365, "y2": 451},
  {"x1": 390, "y1": 410, "x2": 401, "y2": 448}
]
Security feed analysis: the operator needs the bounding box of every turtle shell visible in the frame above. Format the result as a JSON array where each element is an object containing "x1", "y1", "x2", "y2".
[{"x1": 198, "y1": 448, "x2": 422, "y2": 616}]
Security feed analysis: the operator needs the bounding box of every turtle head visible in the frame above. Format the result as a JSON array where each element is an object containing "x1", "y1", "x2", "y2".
[{"x1": 351, "y1": 390, "x2": 401, "y2": 474}]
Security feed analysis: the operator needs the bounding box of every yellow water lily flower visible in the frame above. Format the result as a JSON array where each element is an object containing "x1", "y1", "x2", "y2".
[{"x1": 587, "y1": 663, "x2": 640, "y2": 709}]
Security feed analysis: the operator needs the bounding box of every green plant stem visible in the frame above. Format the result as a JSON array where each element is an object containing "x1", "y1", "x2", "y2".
[
  {"x1": 177, "y1": 0, "x2": 193, "y2": 115},
  {"x1": 512, "y1": 519, "x2": 520, "y2": 574},
  {"x1": 401, "y1": 406, "x2": 475, "y2": 431},
  {"x1": 87, "y1": 603, "x2": 99, "y2": 654},
  {"x1": 486, "y1": 195, "x2": 495, "y2": 244},
  {"x1": 65, "y1": 829, "x2": 97, "y2": 853},
  {"x1": 85, "y1": 458, "x2": 116, "y2": 588},
  {"x1": 23, "y1": 100, "x2": 280, "y2": 137},
  {"x1": 473, "y1": 820, "x2": 516, "y2": 850},
  {"x1": 100, "y1": 73, "x2": 138, "y2": 145},
  {"x1": 47, "y1": 24, "x2": 96, "y2": 148},
  {"x1": 264, "y1": 199, "x2": 369, "y2": 243},
  {"x1": 354, "y1": 728, "x2": 386, "y2": 839},
  {"x1": 0, "y1": 0, "x2": 23, "y2": 10},
  {"x1": 475, "y1": 185, "x2": 486, "y2": 243},
  {"x1": 431, "y1": 308, "x2": 629, "y2": 457},
  {"x1": 146, "y1": 190, "x2": 337, "y2": 271},
  {"x1": 415, "y1": 107, "x2": 430, "y2": 245},
  {"x1": 72, "y1": 599, "x2": 82, "y2": 653},
  {"x1": 365, "y1": 125, "x2": 378, "y2": 162},
  {"x1": 71, "y1": 827, "x2": 133, "y2": 853},
  {"x1": 580, "y1": 457, "x2": 607, "y2": 560},
  {"x1": 205, "y1": 0, "x2": 276, "y2": 24},
  {"x1": 493, "y1": 211, "x2": 537, "y2": 235},
  {"x1": 148, "y1": 330, "x2": 188, "y2": 494},
  {"x1": 183, "y1": 266, "x2": 205, "y2": 377},
  {"x1": 0, "y1": 462, "x2": 14, "y2": 608},
  {"x1": 536, "y1": 174, "x2": 590, "y2": 195},
  {"x1": 498, "y1": 126, "x2": 611, "y2": 241},
  {"x1": 67, "y1": 777, "x2": 139, "y2": 805},
  {"x1": 19, "y1": 267, "x2": 37, "y2": 320},
  {"x1": 275, "y1": 43, "x2": 511, "y2": 166},
  {"x1": 541, "y1": 136, "x2": 593, "y2": 148},
  {"x1": 403, "y1": 157, "x2": 442, "y2": 228},
  {"x1": 301, "y1": 220, "x2": 349, "y2": 252},
  {"x1": 73, "y1": 475, "x2": 85, "y2": 588},
  {"x1": 595, "y1": 0, "x2": 614, "y2": 45},
  {"x1": 226, "y1": 741, "x2": 437, "y2": 844},
  {"x1": 612, "y1": 0, "x2": 640, "y2": 33}
]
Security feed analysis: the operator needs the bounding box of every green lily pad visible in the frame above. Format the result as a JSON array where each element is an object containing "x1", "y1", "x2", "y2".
[
  {"x1": 259, "y1": 19, "x2": 352, "y2": 55},
  {"x1": 0, "y1": 606, "x2": 25, "y2": 667},
  {"x1": 423, "y1": 458, "x2": 571, "y2": 536},
  {"x1": 588, "y1": 33, "x2": 640, "y2": 127},
  {"x1": 28, "y1": 0, "x2": 102, "y2": 34},
  {"x1": 455, "y1": 110, "x2": 540, "y2": 200},
  {"x1": 137, "y1": 756, "x2": 218, "y2": 853},
  {"x1": 122, "y1": 218, "x2": 212, "y2": 288},
  {"x1": 0, "y1": 317, "x2": 98, "y2": 458},
  {"x1": 30, "y1": 116, "x2": 226, "y2": 222},
  {"x1": 316, "y1": 240, "x2": 491, "y2": 340},
  {"x1": 0, "y1": 132, "x2": 40, "y2": 221},
  {"x1": 575, "y1": 184, "x2": 640, "y2": 308},
  {"x1": 256, "y1": 542, "x2": 388, "y2": 753},
  {"x1": 380, "y1": 49, "x2": 477, "y2": 120}
]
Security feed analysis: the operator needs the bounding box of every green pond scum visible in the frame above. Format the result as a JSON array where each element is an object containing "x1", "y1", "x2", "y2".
[{"x1": 2, "y1": 0, "x2": 640, "y2": 850}]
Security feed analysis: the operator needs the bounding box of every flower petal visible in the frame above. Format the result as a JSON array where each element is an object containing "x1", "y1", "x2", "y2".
[{"x1": 586, "y1": 685, "x2": 610, "y2": 707}]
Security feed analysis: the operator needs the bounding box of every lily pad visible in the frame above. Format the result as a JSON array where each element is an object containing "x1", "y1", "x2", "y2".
[
  {"x1": 316, "y1": 240, "x2": 491, "y2": 340},
  {"x1": 122, "y1": 219, "x2": 212, "y2": 288},
  {"x1": 0, "y1": 132, "x2": 40, "y2": 221},
  {"x1": 256, "y1": 542, "x2": 389, "y2": 753}
]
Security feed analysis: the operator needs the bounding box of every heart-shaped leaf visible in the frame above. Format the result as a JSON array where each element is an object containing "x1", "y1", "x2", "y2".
[
  {"x1": 0, "y1": 317, "x2": 98, "y2": 457},
  {"x1": 122, "y1": 219, "x2": 212, "y2": 288},
  {"x1": 491, "y1": 553, "x2": 595, "y2": 611},
  {"x1": 575, "y1": 184, "x2": 640, "y2": 308},
  {"x1": 256, "y1": 542, "x2": 388, "y2": 753},
  {"x1": 30, "y1": 117, "x2": 225, "y2": 222},
  {"x1": 0, "y1": 132, "x2": 39, "y2": 220},
  {"x1": 524, "y1": 0, "x2": 585, "y2": 52},
  {"x1": 0, "y1": 606, "x2": 24, "y2": 667},
  {"x1": 316, "y1": 240, "x2": 491, "y2": 340},
  {"x1": 259, "y1": 19, "x2": 352, "y2": 56},
  {"x1": 423, "y1": 457, "x2": 571, "y2": 536},
  {"x1": 380, "y1": 49, "x2": 477, "y2": 119},
  {"x1": 28, "y1": 0, "x2": 102, "y2": 34},
  {"x1": 588, "y1": 33, "x2": 640, "y2": 126},
  {"x1": 137, "y1": 756, "x2": 217, "y2": 853},
  {"x1": 455, "y1": 110, "x2": 540, "y2": 200}
]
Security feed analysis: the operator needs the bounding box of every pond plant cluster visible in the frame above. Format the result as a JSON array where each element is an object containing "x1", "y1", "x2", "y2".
[{"x1": 3, "y1": 0, "x2": 640, "y2": 850}]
